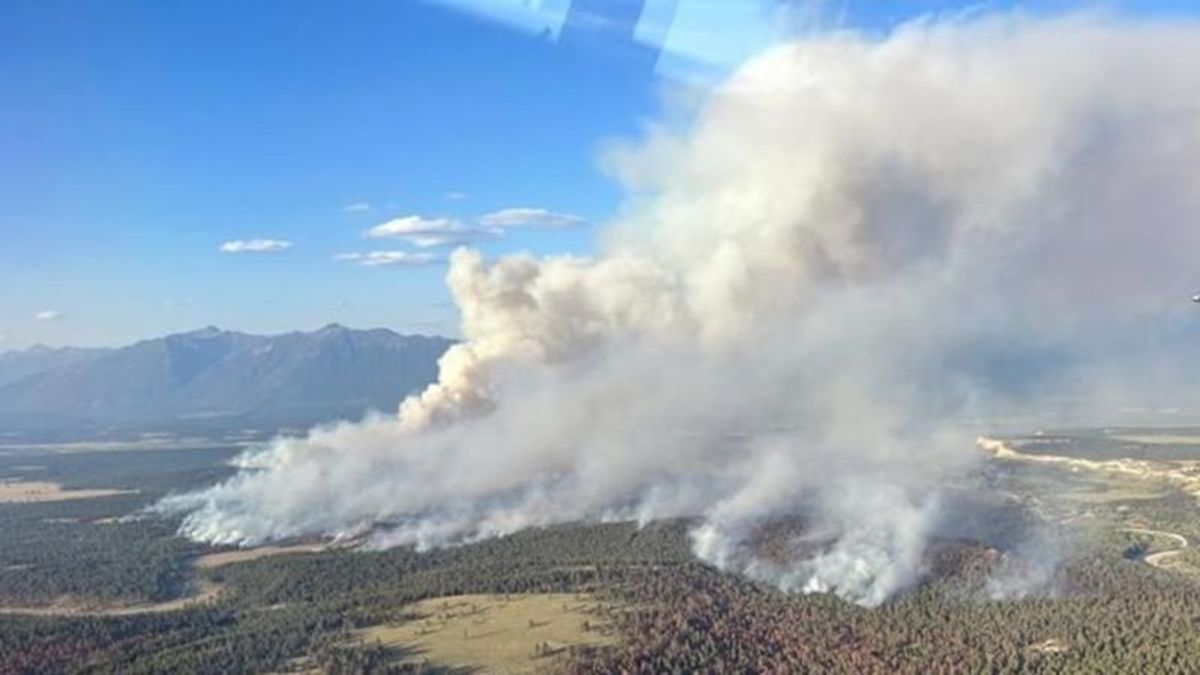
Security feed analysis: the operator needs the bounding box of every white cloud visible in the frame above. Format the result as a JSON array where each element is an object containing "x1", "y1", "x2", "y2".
[
  {"x1": 35, "y1": 310, "x2": 61, "y2": 321},
  {"x1": 364, "y1": 215, "x2": 496, "y2": 248},
  {"x1": 343, "y1": 201, "x2": 373, "y2": 213},
  {"x1": 363, "y1": 210, "x2": 585, "y2": 248},
  {"x1": 479, "y1": 207, "x2": 586, "y2": 229},
  {"x1": 219, "y1": 239, "x2": 293, "y2": 254},
  {"x1": 444, "y1": 191, "x2": 470, "y2": 202},
  {"x1": 335, "y1": 251, "x2": 441, "y2": 268},
  {"x1": 365, "y1": 216, "x2": 460, "y2": 238},
  {"x1": 404, "y1": 233, "x2": 483, "y2": 247}
]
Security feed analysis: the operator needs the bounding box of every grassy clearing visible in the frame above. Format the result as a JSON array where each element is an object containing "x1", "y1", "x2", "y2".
[
  {"x1": 1055, "y1": 477, "x2": 1167, "y2": 504},
  {"x1": 0, "y1": 480, "x2": 135, "y2": 504},
  {"x1": 1113, "y1": 435, "x2": 1200, "y2": 446},
  {"x1": 195, "y1": 544, "x2": 326, "y2": 569},
  {"x1": 358, "y1": 593, "x2": 619, "y2": 674}
]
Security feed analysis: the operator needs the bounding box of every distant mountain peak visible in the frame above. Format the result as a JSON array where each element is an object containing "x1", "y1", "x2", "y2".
[
  {"x1": 183, "y1": 325, "x2": 224, "y2": 338},
  {"x1": 0, "y1": 325, "x2": 453, "y2": 433}
]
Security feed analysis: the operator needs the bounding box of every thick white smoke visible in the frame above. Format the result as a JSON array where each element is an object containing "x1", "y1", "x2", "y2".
[{"x1": 162, "y1": 13, "x2": 1200, "y2": 606}]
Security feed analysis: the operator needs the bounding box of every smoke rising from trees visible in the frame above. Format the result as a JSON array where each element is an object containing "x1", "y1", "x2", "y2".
[{"x1": 161, "y1": 12, "x2": 1200, "y2": 605}]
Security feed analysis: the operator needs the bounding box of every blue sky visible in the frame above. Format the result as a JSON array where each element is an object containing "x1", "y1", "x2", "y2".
[{"x1": 0, "y1": 0, "x2": 1193, "y2": 348}]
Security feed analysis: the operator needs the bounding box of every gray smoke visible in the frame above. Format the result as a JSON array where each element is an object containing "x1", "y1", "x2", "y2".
[{"x1": 161, "y1": 12, "x2": 1200, "y2": 606}]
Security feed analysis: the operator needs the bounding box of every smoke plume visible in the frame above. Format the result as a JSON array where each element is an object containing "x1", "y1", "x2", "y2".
[{"x1": 162, "y1": 12, "x2": 1200, "y2": 606}]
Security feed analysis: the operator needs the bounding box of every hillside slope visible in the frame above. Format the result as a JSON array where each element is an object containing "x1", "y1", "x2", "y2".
[{"x1": 0, "y1": 325, "x2": 451, "y2": 432}]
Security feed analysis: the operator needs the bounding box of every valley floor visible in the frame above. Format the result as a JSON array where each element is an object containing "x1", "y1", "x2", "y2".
[{"x1": 6, "y1": 429, "x2": 1200, "y2": 673}]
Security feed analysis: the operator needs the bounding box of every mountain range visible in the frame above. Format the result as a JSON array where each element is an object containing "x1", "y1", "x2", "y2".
[{"x1": 0, "y1": 325, "x2": 452, "y2": 436}]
